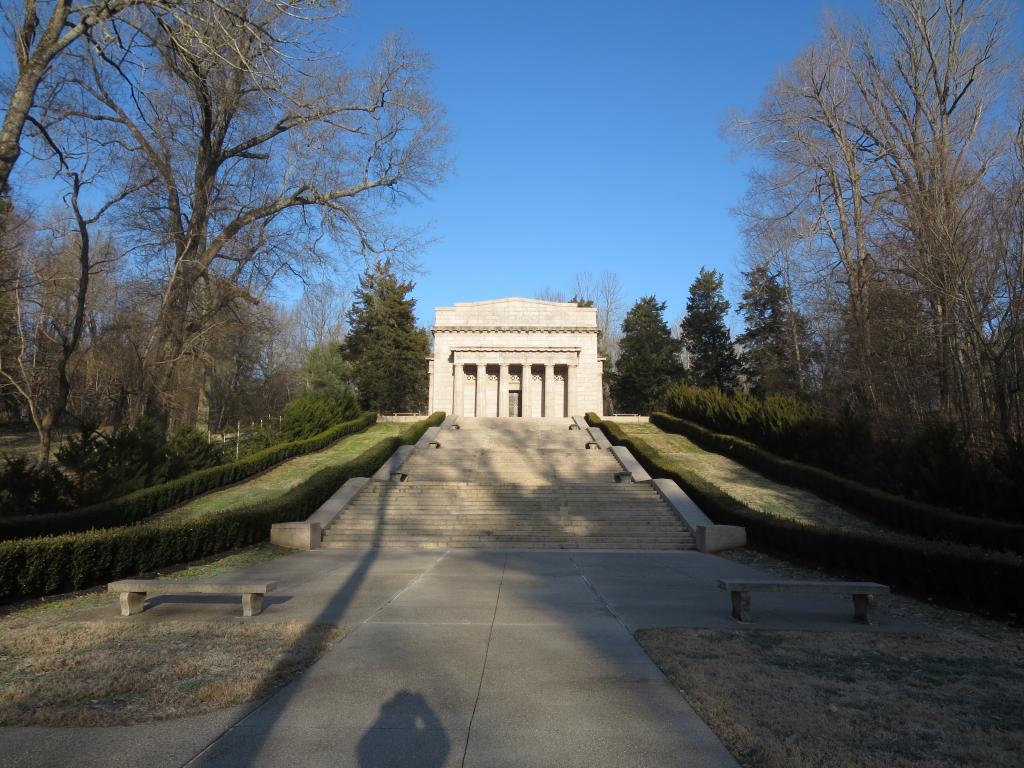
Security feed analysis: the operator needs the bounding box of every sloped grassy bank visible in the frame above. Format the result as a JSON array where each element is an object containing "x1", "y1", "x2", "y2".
[
  {"x1": 0, "y1": 412, "x2": 379, "y2": 541},
  {"x1": 587, "y1": 413, "x2": 1024, "y2": 620},
  {"x1": 0, "y1": 413, "x2": 444, "y2": 603},
  {"x1": 650, "y1": 411, "x2": 1024, "y2": 555}
]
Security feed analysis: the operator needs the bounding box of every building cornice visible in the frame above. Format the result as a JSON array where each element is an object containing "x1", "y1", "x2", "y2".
[{"x1": 433, "y1": 326, "x2": 598, "y2": 335}]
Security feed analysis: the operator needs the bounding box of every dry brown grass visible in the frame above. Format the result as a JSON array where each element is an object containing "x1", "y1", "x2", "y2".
[
  {"x1": 0, "y1": 619, "x2": 340, "y2": 726},
  {"x1": 639, "y1": 627, "x2": 1024, "y2": 768}
]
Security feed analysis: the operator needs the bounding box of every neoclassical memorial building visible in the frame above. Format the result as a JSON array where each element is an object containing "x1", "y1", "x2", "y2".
[{"x1": 427, "y1": 298, "x2": 604, "y2": 418}]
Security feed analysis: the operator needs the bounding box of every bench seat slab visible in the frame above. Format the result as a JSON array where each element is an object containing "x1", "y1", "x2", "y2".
[
  {"x1": 719, "y1": 579, "x2": 888, "y2": 625},
  {"x1": 109, "y1": 579, "x2": 277, "y2": 617},
  {"x1": 718, "y1": 579, "x2": 889, "y2": 595},
  {"x1": 108, "y1": 579, "x2": 277, "y2": 595}
]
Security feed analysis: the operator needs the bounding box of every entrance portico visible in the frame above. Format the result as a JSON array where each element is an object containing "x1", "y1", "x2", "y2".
[{"x1": 427, "y1": 298, "x2": 603, "y2": 418}]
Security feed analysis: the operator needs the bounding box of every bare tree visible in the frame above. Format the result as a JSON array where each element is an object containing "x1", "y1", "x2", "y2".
[
  {"x1": 58, "y1": 1, "x2": 448, "y2": 423},
  {"x1": 534, "y1": 286, "x2": 567, "y2": 302},
  {"x1": 298, "y1": 281, "x2": 349, "y2": 349},
  {"x1": 0, "y1": 185, "x2": 127, "y2": 459},
  {"x1": 841, "y1": 0, "x2": 1006, "y2": 422},
  {"x1": 731, "y1": 0, "x2": 1023, "y2": 465},
  {"x1": 730, "y1": 37, "x2": 888, "y2": 407},
  {"x1": 0, "y1": 0, "x2": 149, "y2": 196},
  {"x1": 572, "y1": 271, "x2": 625, "y2": 360}
]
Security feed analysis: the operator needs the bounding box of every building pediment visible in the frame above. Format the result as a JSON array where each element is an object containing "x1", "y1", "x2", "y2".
[{"x1": 434, "y1": 297, "x2": 598, "y2": 331}]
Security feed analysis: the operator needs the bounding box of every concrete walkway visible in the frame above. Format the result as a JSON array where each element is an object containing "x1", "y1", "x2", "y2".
[{"x1": 1, "y1": 549, "x2": 911, "y2": 768}]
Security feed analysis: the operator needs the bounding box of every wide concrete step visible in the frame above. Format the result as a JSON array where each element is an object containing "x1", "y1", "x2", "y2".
[
  {"x1": 356, "y1": 483, "x2": 657, "y2": 493},
  {"x1": 325, "y1": 528, "x2": 696, "y2": 540},
  {"x1": 350, "y1": 497, "x2": 664, "y2": 505},
  {"x1": 337, "y1": 512, "x2": 679, "y2": 518},
  {"x1": 322, "y1": 540, "x2": 693, "y2": 550},
  {"x1": 320, "y1": 418, "x2": 692, "y2": 550},
  {"x1": 326, "y1": 520, "x2": 685, "y2": 531},
  {"x1": 321, "y1": 536, "x2": 688, "y2": 548}
]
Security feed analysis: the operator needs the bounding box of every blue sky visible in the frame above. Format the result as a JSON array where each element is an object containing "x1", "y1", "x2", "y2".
[{"x1": 333, "y1": 0, "x2": 877, "y2": 329}]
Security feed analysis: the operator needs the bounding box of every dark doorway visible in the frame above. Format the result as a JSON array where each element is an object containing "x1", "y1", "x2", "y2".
[{"x1": 509, "y1": 390, "x2": 521, "y2": 417}]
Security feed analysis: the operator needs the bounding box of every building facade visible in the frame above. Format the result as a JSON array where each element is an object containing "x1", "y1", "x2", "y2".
[{"x1": 428, "y1": 298, "x2": 604, "y2": 418}]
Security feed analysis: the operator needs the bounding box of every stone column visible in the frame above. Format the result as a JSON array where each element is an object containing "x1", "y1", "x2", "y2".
[
  {"x1": 473, "y1": 364, "x2": 485, "y2": 417},
  {"x1": 452, "y1": 363, "x2": 463, "y2": 416},
  {"x1": 473, "y1": 364, "x2": 482, "y2": 417},
  {"x1": 566, "y1": 364, "x2": 577, "y2": 418},
  {"x1": 427, "y1": 358, "x2": 434, "y2": 414},
  {"x1": 543, "y1": 363, "x2": 555, "y2": 418},
  {"x1": 498, "y1": 363, "x2": 510, "y2": 418},
  {"x1": 521, "y1": 362, "x2": 532, "y2": 418}
]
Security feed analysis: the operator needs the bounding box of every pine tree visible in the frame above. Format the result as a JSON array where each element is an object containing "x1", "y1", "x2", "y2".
[
  {"x1": 736, "y1": 263, "x2": 809, "y2": 395},
  {"x1": 343, "y1": 260, "x2": 430, "y2": 413},
  {"x1": 680, "y1": 267, "x2": 740, "y2": 390},
  {"x1": 611, "y1": 296, "x2": 685, "y2": 413}
]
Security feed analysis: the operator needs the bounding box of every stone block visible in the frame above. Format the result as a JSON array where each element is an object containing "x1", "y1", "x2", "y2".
[
  {"x1": 241, "y1": 592, "x2": 264, "y2": 617},
  {"x1": 695, "y1": 524, "x2": 747, "y2": 553},
  {"x1": 270, "y1": 522, "x2": 322, "y2": 550},
  {"x1": 415, "y1": 426, "x2": 442, "y2": 449},
  {"x1": 651, "y1": 478, "x2": 713, "y2": 530},
  {"x1": 586, "y1": 426, "x2": 612, "y2": 449},
  {"x1": 371, "y1": 445, "x2": 414, "y2": 480},
  {"x1": 609, "y1": 446, "x2": 651, "y2": 482},
  {"x1": 306, "y1": 477, "x2": 369, "y2": 529}
]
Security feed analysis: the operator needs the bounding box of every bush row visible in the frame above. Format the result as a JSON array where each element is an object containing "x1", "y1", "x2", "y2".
[
  {"x1": 586, "y1": 413, "x2": 1024, "y2": 620},
  {"x1": 650, "y1": 412, "x2": 1024, "y2": 556},
  {"x1": 0, "y1": 412, "x2": 445, "y2": 603},
  {"x1": 663, "y1": 383, "x2": 1022, "y2": 519},
  {"x1": 0, "y1": 412, "x2": 378, "y2": 541}
]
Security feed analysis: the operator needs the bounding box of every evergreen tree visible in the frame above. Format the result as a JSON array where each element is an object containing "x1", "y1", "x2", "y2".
[
  {"x1": 343, "y1": 260, "x2": 430, "y2": 413},
  {"x1": 611, "y1": 296, "x2": 685, "y2": 413},
  {"x1": 304, "y1": 343, "x2": 353, "y2": 400},
  {"x1": 736, "y1": 264, "x2": 809, "y2": 395},
  {"x1": 680, "y1": 267, "x2": 740, "y2": 390}
]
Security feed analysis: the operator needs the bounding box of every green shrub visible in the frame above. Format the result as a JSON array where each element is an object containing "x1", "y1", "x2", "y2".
[
  {"x1": 663, "y1": 383, "x2": 1021, "y2": 520},
  {"x1": 0, "y1": 412, "x2": 445, "y2": 603},
  {"x1": 281, "y1": 388, "x2": 360, "y2": 439},
  {"x1": 167, "y1": 425, "x2": 225, "y2": 473},
  {"x1": 586, "y1": 413, "x2": 1024, "y2": 620},
  {"x1": 0, "y1": 456, "x2": 72, "y2": 516},
  {"x1": 57, "y1": 418, "x2": 177, "y2": 504},
  {"x1": 649, "y1": 412, "x2": 1024, "y2": 556},
  {"x1": 0, "y1": 412, "x2": 378, "y2": 540}
]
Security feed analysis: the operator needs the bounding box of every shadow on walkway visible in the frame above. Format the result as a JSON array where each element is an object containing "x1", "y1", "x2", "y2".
[{"x1": 356, "y1": 691, "x2": 449, "y2": 768}]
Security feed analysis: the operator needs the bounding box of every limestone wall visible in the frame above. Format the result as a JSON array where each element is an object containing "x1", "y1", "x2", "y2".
[{"x1": 429, "y1": 298, "x2": 603, "y2": 417}]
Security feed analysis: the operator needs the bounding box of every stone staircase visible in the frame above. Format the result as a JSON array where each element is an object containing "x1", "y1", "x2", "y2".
[{"x1": 321, "y1": 417, "x2": 695, "y2": 549}]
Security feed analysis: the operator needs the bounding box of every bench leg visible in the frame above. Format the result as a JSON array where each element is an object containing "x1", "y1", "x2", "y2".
[
  {"x1": 853, "y1": 594, "x2": 876, "y2": 624},
  {"x1": 730, "y1": 591, "x2": 752, "y2": 622},
  {"x1": 242, "y1": 592, "x2": 264, "y2": 617},
  {"x1": 120, "y1": 592, "x2": 146, "y2": 617}
]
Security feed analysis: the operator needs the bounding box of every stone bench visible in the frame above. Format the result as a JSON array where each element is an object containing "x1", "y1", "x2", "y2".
[
  {"x1": 108, "y1": 579, "x2": 278, "y2": 617},
  {"x1": 718, "y1": 579, "x2": 889, "y2": 624}
]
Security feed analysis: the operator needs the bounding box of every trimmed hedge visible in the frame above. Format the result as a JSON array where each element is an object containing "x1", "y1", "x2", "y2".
[
  {"x1": 663, "y1": 383, "x2": 1021, "y2": 520},
  {"x1": 0, "y1": 412, "x2": 379, "y2": 541},
  {"x1": 586, "y1": 413, "x2": 1024, "y2": 620},
  {"x1": 0, "y1": 412, "x2": 445, "y2": 603},
  {"x1": 650, "y1": 411, "x2": 1024, "y2": 556}
]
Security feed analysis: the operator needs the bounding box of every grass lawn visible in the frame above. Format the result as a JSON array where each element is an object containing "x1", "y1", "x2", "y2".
[
  {"x1": 160, "y1": 422, "x2": 406, "y2": 523},
  {"x1": 619, "y1": 423, "x2": 898, "y2": 535},
  {"x1": 0, "y1": 544, "x2": 342, "y2": 726},
  {"x1": 640, "y1": 624, "x2": 1024, "y2": 768}
]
